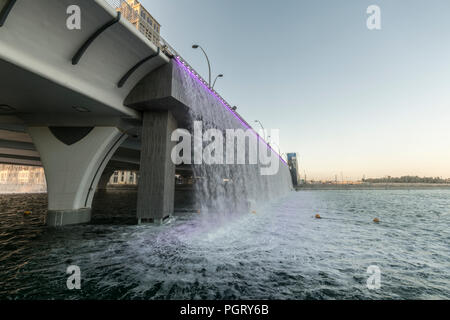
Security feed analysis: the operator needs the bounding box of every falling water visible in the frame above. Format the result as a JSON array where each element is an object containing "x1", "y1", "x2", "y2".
[{"x1": 171, "y1": 59, "x2": 293, "y2": 216}]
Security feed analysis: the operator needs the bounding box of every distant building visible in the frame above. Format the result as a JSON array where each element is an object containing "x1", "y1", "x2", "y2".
[
  {"x1": 287, "y1": 153, "x2": 301, "y2": 186},
  {"x1": 0, "y1": 164, "x2": 46, "y2": 185},
  {"x1": 0, "y1": 164, "x2": 46, "y2": 193},
  {"x1": 109, "y1": 170, "x2": 138, "y2": 186},
  {"x1": 119, "y1": 0, "x2": 161, "y2": 47}
]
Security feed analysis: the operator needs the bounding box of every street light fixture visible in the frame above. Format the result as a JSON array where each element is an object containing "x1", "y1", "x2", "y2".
[
  {"x1": 192, "y1": 44, "x2": 211, "y2": 87},
  {"x1": 254, "y1": 120, "x2": 266, "y2": 141},
  {"x1": 212, "y1": 74, "x2": 223, "y2": 89},
  {"x1": 268, "y1": 137, "x2": 282, "y2": 155}
]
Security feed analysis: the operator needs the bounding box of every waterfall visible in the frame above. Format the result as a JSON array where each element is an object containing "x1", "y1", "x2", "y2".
[{"x1": 172, "y1": 60, "x2": 293, "y2": 216}]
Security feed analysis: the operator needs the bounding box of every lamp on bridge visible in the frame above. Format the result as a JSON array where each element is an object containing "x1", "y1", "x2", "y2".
[
  {"x1": 254, "y1": 120, "x2": 266, "y2": 141},
  {"x1": 192, "y1": 44, "x2": 212, "y2": 87},
  {"x1": 212, "y1": 74, "x2": 223, "y2": 89}
]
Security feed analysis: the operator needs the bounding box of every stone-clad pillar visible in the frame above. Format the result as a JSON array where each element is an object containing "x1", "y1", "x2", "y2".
[{"x1": 137, "y1": 111, "x2": 177, "y2": 224}]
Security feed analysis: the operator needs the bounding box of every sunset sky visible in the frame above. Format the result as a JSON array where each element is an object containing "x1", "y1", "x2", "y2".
[{"x1": 142, "y1": 0, "x2": 450, "y2": 180}]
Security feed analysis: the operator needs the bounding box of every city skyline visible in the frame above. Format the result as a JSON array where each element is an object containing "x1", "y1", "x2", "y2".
[
  {"x1": 142, "y1": 0, "x2": 450, "y2": 180},
  {"x1": 1, "y1": 164, "x2": 448, "y2": 188}
]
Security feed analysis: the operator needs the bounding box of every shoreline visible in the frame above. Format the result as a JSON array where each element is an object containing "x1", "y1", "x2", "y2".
[{"x1": 295, "y1": 183, "x2": 450, "y2": 191}]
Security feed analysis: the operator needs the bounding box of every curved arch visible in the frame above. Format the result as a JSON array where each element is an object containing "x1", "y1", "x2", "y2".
[
  {"x1": 71, "y1": 12, "x2": 121, "y2": 65},
  {"x1": 118, "y1": 47, "x2": 160, "y2": 88},
  {"x1": 0, "y1": 0, "x2": 17, "y2": 27}
]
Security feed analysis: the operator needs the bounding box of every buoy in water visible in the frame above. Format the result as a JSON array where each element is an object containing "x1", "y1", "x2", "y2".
[
  {"x1": 23, "y1": 210, "x2": 32, "y2": 216},
  {"x1": 373, "y1": 218, "x2": 380, "y2": 223},
  {"x1": 315, "y1": 214, "x2": 322, "y2": 219}
]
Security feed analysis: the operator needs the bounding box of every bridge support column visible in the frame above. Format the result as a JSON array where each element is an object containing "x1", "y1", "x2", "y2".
[
  {"x1": 28, "y1": 127, "x2": 127, "y2": 227},
  {"x1": 137, "y1": 111, "x2": 177, "y2": 224}
]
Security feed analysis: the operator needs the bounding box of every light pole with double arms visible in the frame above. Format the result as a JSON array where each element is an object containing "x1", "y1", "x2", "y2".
[{"x1": 254, "y1": 120, "x2": 266, "y2": 141}]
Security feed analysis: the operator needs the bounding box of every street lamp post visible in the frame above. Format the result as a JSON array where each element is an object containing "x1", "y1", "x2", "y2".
[
  {"x1": 192, "y1": 44, "x2": 211, "y2": 87},
  {"x1": 254, "y1": 120, "x2": 266, "y2": 141},
  {"x1": 269, "y1": 139, "x2": 282, "y2": 155},
  {"x1": 212, "y1": 74, "x2": 223, "y2": 89}
]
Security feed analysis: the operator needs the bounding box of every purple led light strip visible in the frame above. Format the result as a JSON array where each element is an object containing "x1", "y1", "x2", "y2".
[{"x1": 174, "y1": 57, "x2": 288, "y2": 166}]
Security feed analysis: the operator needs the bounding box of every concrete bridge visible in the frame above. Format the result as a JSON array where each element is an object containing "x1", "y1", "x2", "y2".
[{"x1": 0, "y1": 0, "x2": 292, "y2": 226}]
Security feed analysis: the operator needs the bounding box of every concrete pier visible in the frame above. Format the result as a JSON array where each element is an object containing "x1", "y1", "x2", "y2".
[
  {"x1": 28, "y1": 127, "x2": 127, "y2": 226},
  {"x1": 137, "y1": 111, "x2": 177, "y2": 224}
]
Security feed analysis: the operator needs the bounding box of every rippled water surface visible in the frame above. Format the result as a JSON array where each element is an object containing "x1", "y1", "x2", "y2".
[{"x1": 0, "y1": 189, "x2": 449, "y2": 299}]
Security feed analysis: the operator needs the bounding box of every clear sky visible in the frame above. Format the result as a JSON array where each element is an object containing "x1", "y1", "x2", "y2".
[{"x1": 141, "y1": 0, "x2": 450, "y2": 180}]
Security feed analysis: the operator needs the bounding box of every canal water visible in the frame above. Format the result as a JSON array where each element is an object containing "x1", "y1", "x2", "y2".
[{"x1": 0, "y1": 189, "x2": 449, "y2": 299}]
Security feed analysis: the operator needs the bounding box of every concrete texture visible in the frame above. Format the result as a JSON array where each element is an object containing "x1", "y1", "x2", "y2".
[
  {"x1": 137, "y1": 111, "x2": 177, "y2": 224},
  {"x1": 47, "y1": 208, "x2": 91, "y2": 227},
  {"x1": 28, "y1": 126, "x2": 127, "y2": 226}
]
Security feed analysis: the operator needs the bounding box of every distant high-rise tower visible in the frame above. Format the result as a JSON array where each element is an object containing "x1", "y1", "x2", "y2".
[{"x1": 286, "y1": 153, "x2": 301, "y2": 186}]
